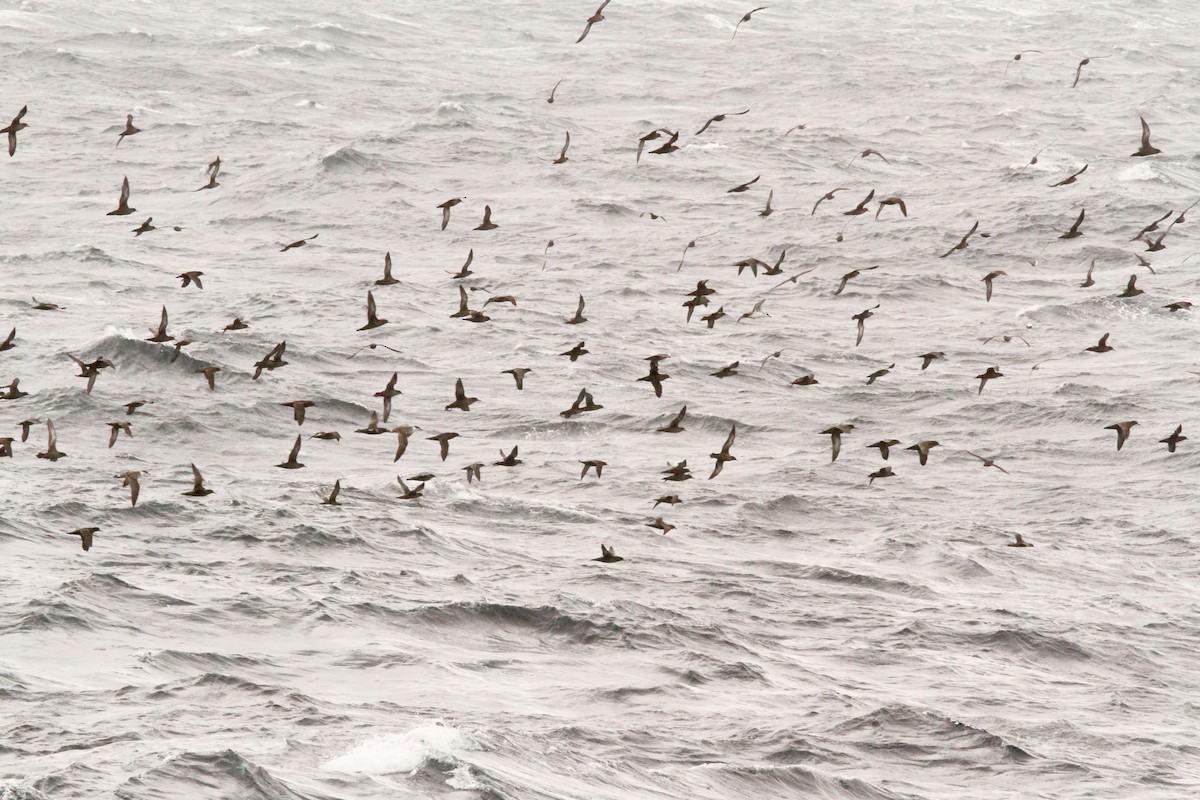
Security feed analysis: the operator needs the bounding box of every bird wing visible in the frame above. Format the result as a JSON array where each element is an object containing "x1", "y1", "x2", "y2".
[
  {"x1": 560, "y1": 131, "x2": 570, "y2": 159},
  {"x1": 191, "y1": 463, "x2": 204, "y2": 492},
  {"x1": 1140, "y1": 116, "x2": 1152, "y2": 148},
  {"x1": 288, "y1": 435, "x2": 302, "y2": 461},
  {"x1": 455, "y1": 378, "x2": 466, "y2": 402},
  {"x1": 575, "y1": 294, "x2": 585, "y2": 316},
  {"x1": 46, "y1": 420, "x2": 57, "y2": 448},
  {"x1": 722, "y1": 424, "x2": 737, "y2": 452},
  {"x1": 366, "y1": 291, "x2": 377, "y2": 319}
]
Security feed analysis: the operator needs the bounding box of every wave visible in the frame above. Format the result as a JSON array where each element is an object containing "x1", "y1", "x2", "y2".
[{"x1": 116, "y1": 749, "x2": 335, "y2": 800}]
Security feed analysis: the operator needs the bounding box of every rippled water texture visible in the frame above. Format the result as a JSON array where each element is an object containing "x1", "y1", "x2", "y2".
[{"x1": 2, "y1": 0, "x2": 1199, "y2": 798}]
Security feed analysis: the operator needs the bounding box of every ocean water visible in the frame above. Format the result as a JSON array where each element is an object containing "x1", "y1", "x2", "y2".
[{"x1": 2, "y1": 0, "x2": 1199, "y2": 797}]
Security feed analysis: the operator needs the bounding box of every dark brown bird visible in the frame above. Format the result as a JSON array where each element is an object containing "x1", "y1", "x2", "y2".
[
  {"x1": 593, "y1": 544, "x2": 623, "y2": 563},
  {"x1": 17, "y1": 418, "x2": 40, "y2": 441},
  {"x1": 865, "y1": 363, "x2": 895, "y2": 385},
  {"x1": 966, "y1": 452, "x2": 1010, "y2": 474},
  {"x1": 438, "y1": 197, "x2": 463, "y2": 230},
  {"x1": 834, "y1": 265, "x2": 879, "y2": 296},
  {"x1": 198, "y1": 156, "x2": 220, "y2": 190},
  {"x1": 2, "y1": 378, "x2": 28, "y2": 400},
  {"x1": 1118, "y1": 275, "x2": 1143, "y2": 298},
  {"x1": 868, "y1": 439, "x2": 900, "y2": 460},
  {"x1": 849, "y1": 148, "x2": 890, "y2": 166},
  {"x1": 657, "y1": 405, "x2": 686, "y2": 433},
  {"x1": 252, "y1": 341, "x2": 288, "y2": 379},
  {"x1": 178, "y1": 271, "x2": 203, "y2": 289},
  {"x1": 1085, "y1": 333, "x2": 1113, "y2": 353},
  {"x1": 727, "y1": 175, "x2": 760, "y2": 193},
  {"x1": 565, "y1": 294, "x2": 587, "y2": 324},
  {"x1": 390, "y1": 425, "x2": 418, "y2": 461},
  {"x1": 280, "y1": 233, "x2": 318, "y2": 252},
  {"x1": 654, "y1": 495, "x2": 682, "y2": 508},
  {"x1": 811, "y1": 188, "x2": 848, "y2": 215},
  {"x1": 358, "y1": 291, "x2": 388, "y2": 330},
  {"x1": 37, "y1": 420, "x2": 65, "y2": 461},
  {"x1": 976, "y1": 367, "x2": 1004, "y2": 394},
  {"x1": 906, "y1": 440, "x2": 940, "y2": 466},
  {"x1": 115, "y1": 114, "x2": 140, "y2": 146},
  {"x1": 196, "y1": 366, "x2": 220, "y2": 391},
  {"x1": 503, "y1": 368, "x2": 531, "y2": 389},
  {"x1": 1059, "y1": 208, "x2": 1085, "y2": 239},
  {"x1": 821, "y1": 424, "x2": 854, "y2": 462},
  {"x1": 396, "y1": 477, "x2": 424, "y2": 500},
  {"x1": 844, "y1": 189, "x2": 875, "y2": 216},
  {"x1": 318, "y1": 479, "x2": 341, "y2": 505},
  {"x1": 281, "y1": 400, "x2": 315, "y2": 425},
  {"x1": 648, "y1": 517, "x2": 675, "y2": 535},
  {"x1": 133, "y1": 218, "x2": 155, "y2": 236},
  {"x1": 939, "y1": 220, "x2": 980, "y2": 257},
  {"x1": 1080, "y1": 258, "x2": 1096, "y2": 287},
  {"x1": 1160, "y1": 425, "x2": 1186, "y2": 453},
  {"x1": 223, "y1": 317, "x2": 249, "y2": 333},
  {"x1": 575, "y1": 0, "x2": 610, "y2": 43},
  {"x1": 711, "y1": 361, "x2": 739, "y2": 378},
  {"x1": 561, "y1": 341, "x2": 589, "y2": 362},
  {"x1": 107, "y1": 176, "x2": 135, "y2": 216},
  {"x1": 356, "y1": 412, "x2": 387, "y2": 435},
  {"x1": 427, "y1": 431, "x2": 459, "y2": 462},
  {"x1": 146, "y1": 305, "x2": 173, "y2": 343},
  {"x1": 547, "y1": 79, "x2": 563, "y2": 103},
  {"x1": 868, "y1": 466, "x2": 894, "y2": 485},
  {"x1": 638, "y1": 360, "x2": 669, "y2": 397},
  {"x1": 1164, "y1": 301, "x2": 1192, "y2": 312},
  {"x1": 1004, "y1": 50, "x2": 1043, "y2": 76},
  {"x1": 553, "y1": 131, "x2": 571, "y2": 164},
  {"x1": 636, "y1": 128, "x2": 673, "y2": 163},
  {"x1": 0, "y1": 327, "x2": 15, "y2": 352},
  {"x1": 1071, "y1": 55, "x2": 1109, "y2": 88},
  {"x1": 731, "y1": 6, "x2": 767, "y2": 39},
  {"x1": 68, "y1": 527, "x2": 98, "y2": 552},
  {"x1": 463, "y1": 463, "x2": 483, "y2": 483},
  {"x1": 708, "y1": 425, "x2": 737, "y2": 479},
  {"x1": 276, "y1": 434, "x2": 304, "y2": 469},
  {"x1": 696, "y1": 109, "x2": 749, "y2": 136},
  {"x1": 1052, "y1": 163, "x2": 1088, "y2": 187},
  {"x1": 1007, "y1": 533, "x2": 1033, "y2": 547},
  {"x1": 1131, "y1": 117, "x2": 1161, "y2": 157},
  {"x1": 580, "y1": 460, "x2": 606, "y2": 479},
  {"x1": 649, "y1": 130, "x2": 680, "y2": 156},
  {"x1": 791, "y1": 374, "x2": 819, "y2": 386},
  {"x1": 311, "y1": 431, "x2": 342, "y2": 442},
  {"x1": 445, "y1": 378, "x2": 477, "y2": 411},
  {"x1": 560, "y1": 387, "x2": 602, "y2": 419},
  {"x1": 117, "y1": 473, "x2": 144, "y2": 512},
  {"x1": 982, "y1": 270, "x2": 1007, "y2": 302},
  {"x1": 875, "y1": 196, "x2": 907, "y2": 219},
  {"x1": 375, "y1": 372, "x2": 402, "y2": 421},
  {"x1": 701, "y1": 306, "x2": 725, "y2": 328},
  {"x1": 475, "y1": 205, "x2": 498, "y2": 230},
  {"x1": 919, "y1": 352, "x2": 944, "y2": 370},
  {"x1": 1105, "y1": 420, "x2": 1137, "y2": 451},
  {"x1": 103, "y1": 421, "x2": 131, "y2": 449},
  {"x1": 495, "y1": 445, "x2": 522, "y2": 467},
  {"x1": 758, "y1": 190, "x2": 774, "y2": 217},
  {"x1": 375, "y1": 252, "x2": 399, "y2": 286},
  {"x1": 853, "y1": 304, "x2": 880, "y2": 346},
  {"x1": 183, "y1": 463, "x2": 214, "y2": 497},
  {"x1": 2, "y1": 105, "x2": 27, "y2": 157}
]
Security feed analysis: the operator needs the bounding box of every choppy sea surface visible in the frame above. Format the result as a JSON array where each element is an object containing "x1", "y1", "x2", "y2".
[{"x1": 2, "y1": 1, "x2": 1199, "y2": 798}]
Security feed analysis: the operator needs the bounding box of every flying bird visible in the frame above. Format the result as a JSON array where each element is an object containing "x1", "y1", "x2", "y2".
[
  {"x1": 183, "y1": 463, "x2": 214, "y2": 497},
  {"x1": 1, "y1": 105, "x2": 27, "y2": 156},
  {"x1": 438, "y1": 197, "x2": 463, "y2": 230},
  {"x1": 575, "y1": 0, "x2": 610, "y2": 43},
  {"x1": 358, "y1": 291, "x2": 388, "y2": 330},
  {"x1": 553, "y1": 131, "x2": 571, "y2": 164},
  {"x1": 115, "y1": 114, "x2": 140, "y2": 146},
  {"x1": 1131, "y1": 116, "x2": 1161, "y2": 157},
  {"x1": 696, "y1": 109, "x2": 749, "y2": 136},
  {"x1": 976, "y1": 367, "x2": 1004, "y2": 394},
  {"x1": 1105, "y1": 420, "x2": 1137, "y2": 451},
  {"x1": 731, "y1": 6, "x2": 768, "y2": 39},
  {"x1": 107, "y1": 176, "x2": 135, "y2": 216},
  {"x1": 280, "y1": 233, "x2": 318, "y2": 252}
]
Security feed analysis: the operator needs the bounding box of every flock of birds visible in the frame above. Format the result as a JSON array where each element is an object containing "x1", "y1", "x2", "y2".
[{"x1": 1, "y1": 5, "x2": 1195, "y2": 561}]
